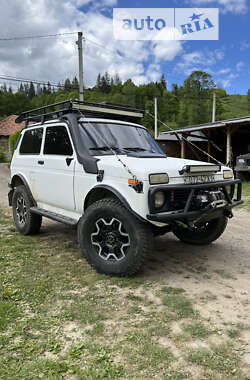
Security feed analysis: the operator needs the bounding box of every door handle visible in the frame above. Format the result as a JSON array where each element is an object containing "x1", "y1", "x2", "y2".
[{"x1": 38, "y1": 160, "x2": 44, "y2": 165}]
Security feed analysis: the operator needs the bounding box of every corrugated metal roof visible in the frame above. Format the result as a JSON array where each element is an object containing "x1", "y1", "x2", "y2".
[
  {"x1": 157, "y1": 130, "x2": 207, "y2": 141},
  {"x1": 160, "y1": 116, "x2": 250, "y2": 135}
]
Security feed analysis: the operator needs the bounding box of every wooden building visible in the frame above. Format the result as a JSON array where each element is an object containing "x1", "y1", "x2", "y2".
[{"x1": 157, "y1": 116, "x2": 250, "y2": 167}]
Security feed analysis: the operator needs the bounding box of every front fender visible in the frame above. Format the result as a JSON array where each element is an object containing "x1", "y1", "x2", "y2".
[
  {"x1": 84, "y1": 183, "x2": 148, "y2": 223},
  {"x1": 9, "y1": 174, "x2": 37, "y2": 207}
]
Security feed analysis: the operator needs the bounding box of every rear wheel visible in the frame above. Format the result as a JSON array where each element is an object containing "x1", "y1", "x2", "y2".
[
  {"x1": 78, "y1": 198, "x2": 153, "y2": 276},
  {"x1": 173, "y1": 216, "x2": 228, "y2": 245},
  {"x1": 12, "y1": 185, "x2": 42, "y2": 235}
]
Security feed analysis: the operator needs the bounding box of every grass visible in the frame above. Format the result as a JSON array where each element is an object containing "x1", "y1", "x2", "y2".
[
  {"x1": 241, "y1": 182, "x2": 250, "y2": 210},
  {"x1": 0, "y1": 207, "x2": 249, "y2": 379}
]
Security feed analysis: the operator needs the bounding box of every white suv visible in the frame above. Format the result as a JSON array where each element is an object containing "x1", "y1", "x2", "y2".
[{"x1": 9, "y1": 100, "x2": 243, "y2": 276}]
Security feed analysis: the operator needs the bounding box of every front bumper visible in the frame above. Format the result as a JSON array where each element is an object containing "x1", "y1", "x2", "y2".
[{"x1": 147, "y1": 179, "x2": 243, "y2": 224}]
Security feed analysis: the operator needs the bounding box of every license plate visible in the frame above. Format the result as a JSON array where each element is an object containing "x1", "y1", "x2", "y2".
[{"x1": 184, "y1": 175, "x2": 215, "y2": 184}]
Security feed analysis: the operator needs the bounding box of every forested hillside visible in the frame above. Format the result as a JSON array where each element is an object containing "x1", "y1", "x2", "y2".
[{"x1": 0, "y1": 71, "x2": 249, "y2": 134}]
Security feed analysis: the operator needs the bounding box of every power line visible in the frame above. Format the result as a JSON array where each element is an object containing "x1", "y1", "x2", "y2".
[
  {"x1": 0, "y1": 32, "x2": 77, "y2": 41},
  {"x1": 0, "y1": 75, "x2": 80, "y2": 90}
]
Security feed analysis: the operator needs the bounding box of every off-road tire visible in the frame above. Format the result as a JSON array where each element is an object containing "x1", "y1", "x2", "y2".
[
  {"x1": 173, "y1": 216, "x2": 228, "y2": 245},
  {"x1": 12, "y1": 185, "x2": 42, "y2": 235},
  {"x1": 78, "y1": 198, "x2": 153, "y2": 276}
]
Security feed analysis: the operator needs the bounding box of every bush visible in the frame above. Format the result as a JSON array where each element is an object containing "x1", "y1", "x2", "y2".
[
  {"x1": 0, "y1": 146, "x2": 7, "y2": 163},
  {"x1": 9, "y1": 131, "x2": 21, "y2": 157}
]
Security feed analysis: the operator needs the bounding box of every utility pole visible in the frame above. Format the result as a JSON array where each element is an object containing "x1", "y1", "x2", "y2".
[
  {"x1": 212, "y1": 92, "x2": 216, "y2": 123},
  {"x1": 76, "y1": 32, "x2": 84, "y2": 101},
  {"x1": 154, "y1": 97, "x2": 158, "y2": 139}
]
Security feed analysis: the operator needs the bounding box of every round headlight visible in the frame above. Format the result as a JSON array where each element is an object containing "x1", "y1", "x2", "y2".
[{"x1": 154, "y1": 191, "x2": 165, "y2": 209}]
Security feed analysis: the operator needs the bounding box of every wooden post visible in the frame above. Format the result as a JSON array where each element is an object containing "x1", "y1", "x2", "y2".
[
  {"x1": 181, "y1": 135, "x2": 186, "y2": 158},
  {"x1": 207, "y1": 129, "x2": 211, "y2": 163},
  {"x1": 226, "y1": 127, "x2": 232, "y2": 167}
]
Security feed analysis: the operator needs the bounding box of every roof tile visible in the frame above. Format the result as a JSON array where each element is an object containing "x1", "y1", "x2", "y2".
[{"x1": 0, "y1": 115, "x2": 24, "y2": 136}]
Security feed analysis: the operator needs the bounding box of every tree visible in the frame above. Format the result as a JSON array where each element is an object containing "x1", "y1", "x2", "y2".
[
  {"x1": 96, "y1": 73, "x2": 102, "y2": 89},
  {"x1": 28, "y1": 82, "x2": 36, "y2": 99},
  {"x1": 247, "y1": 89, "x2": 250, "y2": 111},
  {"x1": 182, "y1": 71, "x2": 216, "y2": 125},
  {"x1": 72, "y1": 76, "x2": 79, "y2": 91},
  {"x1": 64, "y1": 78, "x2": 71, "y2": 92},
  {"x1": 160, "y1": 74, "x2": 167, "y2": 90},
  {"x1": 19, "y1": 83, "x2": 24, "y2": 93}
]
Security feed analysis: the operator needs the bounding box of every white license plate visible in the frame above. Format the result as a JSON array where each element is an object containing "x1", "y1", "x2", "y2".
[{"x1": 184, "y1": 175, "x2": 215, "y2": 184}]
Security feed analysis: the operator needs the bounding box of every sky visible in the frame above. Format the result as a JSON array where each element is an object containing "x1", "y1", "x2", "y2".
[{"x1": 0, "y1": 0, "x2": 249, "y2": 94}]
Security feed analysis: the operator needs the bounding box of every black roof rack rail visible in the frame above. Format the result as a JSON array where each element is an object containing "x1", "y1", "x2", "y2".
[{"x1": 15, "y1": 99, "x2": 144, "y2": 127}]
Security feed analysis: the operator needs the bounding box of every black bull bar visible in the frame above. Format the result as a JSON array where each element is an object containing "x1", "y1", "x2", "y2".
[{"x1": 147, "y1": 179, "x2": 243, "y2": 225}]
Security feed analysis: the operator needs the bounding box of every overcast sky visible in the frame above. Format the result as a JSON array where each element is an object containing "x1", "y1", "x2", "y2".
[{"x1": 0, "y1": 0, "x2": 249, "y2": 94}]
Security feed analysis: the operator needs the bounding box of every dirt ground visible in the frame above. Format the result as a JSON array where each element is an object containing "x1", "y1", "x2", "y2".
[{"x1": 1, "y1": 163, "x2": 250, "y2": 366}]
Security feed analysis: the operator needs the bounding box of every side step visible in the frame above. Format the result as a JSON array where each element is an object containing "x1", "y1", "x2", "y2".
[{"x1": 30, "y1": 207, "x2": 78, "y2": 226}]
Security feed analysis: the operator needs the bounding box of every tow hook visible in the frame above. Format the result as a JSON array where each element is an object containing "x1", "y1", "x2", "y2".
[{"x1": 224, "y1": 209, "x2": 233, "y2": 218}]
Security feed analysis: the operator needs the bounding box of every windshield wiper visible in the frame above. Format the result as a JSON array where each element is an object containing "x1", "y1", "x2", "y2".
[
  {"x1": 89, "y1": 146, "x2": 120, "y2": 151},
  {"x1": 122, "y1": 147, "x2": 156, "y2": 152}
]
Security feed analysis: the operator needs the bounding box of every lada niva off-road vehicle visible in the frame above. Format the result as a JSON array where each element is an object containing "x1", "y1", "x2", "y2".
[
  {"x1": 9, "y1": 100, "x2": 243, "y2": 276},
  {"x1": 235, "y1": 153, "x2": 250, "y2": 181}
]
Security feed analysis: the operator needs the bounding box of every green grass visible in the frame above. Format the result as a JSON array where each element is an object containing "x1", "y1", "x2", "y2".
[
  {"x1": 0, "y1": 207, "x2": 248, "y2": 379},
  {"x1": 186, "y1": 343, "x2": 243, "y2": 377},
  {"x1": 241, "y1": 182, "x2": 250, "y2": 210}
]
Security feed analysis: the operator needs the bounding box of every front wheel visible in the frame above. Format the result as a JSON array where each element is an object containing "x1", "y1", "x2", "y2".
[
  {"x1": 78, "y1": 198, "x2": 153, "y2": 276},
  {"x1": 173, "y1": 216, "x2": 228, "y2": 246}
]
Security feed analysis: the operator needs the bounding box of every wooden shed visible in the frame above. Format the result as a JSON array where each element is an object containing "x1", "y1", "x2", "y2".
[{"x1": 157, "y1": 116, "x2": 250, "y2": 167}]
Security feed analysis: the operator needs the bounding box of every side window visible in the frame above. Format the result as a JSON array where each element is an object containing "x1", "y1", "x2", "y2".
[
  {"x1": 44, "y1": 126, "x2": 73, "y2": 156},
  {"x1": 19, "y1": 128, "x2": 43, "y2": 154}
]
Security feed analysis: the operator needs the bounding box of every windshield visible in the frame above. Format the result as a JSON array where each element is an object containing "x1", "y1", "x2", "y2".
[{"x1": 79, "y1": 122, "x2": 165, "y2": 156}]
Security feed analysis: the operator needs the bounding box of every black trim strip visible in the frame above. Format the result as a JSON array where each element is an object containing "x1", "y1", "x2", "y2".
[
  {"x1": 86, "y1": 185, "x2": 147, "y2": 223},
  {"x1": 10, "y1": 174, "x2": 37, "y2": 207}
]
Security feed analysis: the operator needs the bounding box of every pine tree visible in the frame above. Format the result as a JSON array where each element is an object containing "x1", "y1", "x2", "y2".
[
  {"x1": 28, "y1": 82, "x2": 36, "y2": 99},
  {"x1": 47, "y1": 82, "x2": 51, "y2": 94},
  {"x1": 160, "y1": 74, "x2": 167, "y2": 90},
  {"x1": 96, "y1": 73, "x2": 102, "y2": 89},
  {"x1": 72, "y1": 76, "x2": 79, "y2": 90},
  {"x1": 64, "y1": 78, "x2": 71, "y2": 92},
  {"x1": 19, "y1": 83, "x2": 24, "y2": 93}
]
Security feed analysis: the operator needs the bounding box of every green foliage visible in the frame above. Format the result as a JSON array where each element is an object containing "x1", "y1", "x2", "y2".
[
  {"x1": 9, "y1": 131, "x2": 21, "y2": 157},
  {"x1": 0, "y1": 70, "x2": 249, "y2": 133},
  {"x1": 0, "y1": 146, "x2": 7, "y2": 163}
]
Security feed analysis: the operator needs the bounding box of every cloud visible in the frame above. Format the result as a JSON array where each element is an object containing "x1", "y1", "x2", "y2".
[
  {"x1": 240, "y1": 41, "x2": 250, "y2": 50},
  {"x1": 152, "y1": 40, "x2": 182, "y2": 62},
  {"x1": 236, "y1": 62, "x2": 244, "y2": 71},
  {"x1": 0, "y1": 0, "x2": 183, "y2": 90},
  {"x1": 217, "y1": 68, "x2": 231, "y2": 74},
  {"x1": 219, "y1": 79, "x2": 231, "y2": 88},
  {"x1": 188, "y1": 0, "x2": 247, "y2": 14},
  {"x1": 175, "y1": 49, "x2": 224, "y2": 75}
]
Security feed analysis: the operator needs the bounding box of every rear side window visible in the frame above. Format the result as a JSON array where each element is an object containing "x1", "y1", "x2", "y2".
[
  {"x1": 20, "y1": 128, "x2": 43, "y2": 154},
  {"x1": 44, "y1": 126, "x2": 73, "y2": 156}
]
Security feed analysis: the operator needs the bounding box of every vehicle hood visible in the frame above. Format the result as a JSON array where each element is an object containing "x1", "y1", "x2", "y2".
[{"x1": 97, "y1": 155, "x2": 225, "y2": 181}]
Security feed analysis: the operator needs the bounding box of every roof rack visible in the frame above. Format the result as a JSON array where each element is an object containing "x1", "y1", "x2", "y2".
[{"x1": 15, "y1": 99, "x2": 144, "y2": 127}]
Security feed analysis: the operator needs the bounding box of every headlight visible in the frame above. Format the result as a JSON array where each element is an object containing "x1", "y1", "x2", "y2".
[
  {"x1": 154, "y1": 191, "x2": 165, "y2": 209},
  {"x1": 223, "y1": 170, "x2": 233, "y2": 179},
  {"x1": 149, "y1": 173, "x2": 169, "y2": 185}
]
